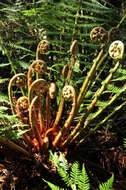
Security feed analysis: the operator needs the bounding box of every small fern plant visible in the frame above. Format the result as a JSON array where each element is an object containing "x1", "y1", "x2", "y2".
[{"x1": 43, "y1": 151, "x2": 114, "y2": 190}]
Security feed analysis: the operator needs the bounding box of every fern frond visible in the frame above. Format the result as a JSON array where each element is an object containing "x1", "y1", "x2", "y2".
[
  {"x1": 70, "y1": 161, "x2": 81, "y2": 186},
  {"x1": 78, "y1": 164, "x2": 90, "y2": 190},
  {"x1": 49, "y1": 151, "x2": 70, "y2": 186},
  {"x1": 0, "y1": 92, "x2": 9, "y2": 103},
  {"x1": 98, "y1": 174, "x2": 114, "y2": 190},
  {"x1": 0, "y1": 63, "x2": 10, "y2": 67},
  {"x1": 43, "y1": 179, "x2": 65, "y2": 190},
  {"x1": 0, "y1": 78, "x2": 9, "y2": 84}
]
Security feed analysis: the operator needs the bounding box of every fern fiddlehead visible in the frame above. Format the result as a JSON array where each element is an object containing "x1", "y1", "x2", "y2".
[
  {"x1": 76, "y1": 26, "x2": 108, "y2": 112},
  {"x1": 8, "y1": 73, "x2": 27, "y2": 115},
  {"x1": 36, "y1": 40, "x2": 50, "y2": 60},
  {"x1": 53, "y1": 85, "x2": 76, "y2": 147},
  {"x1": 70, "y1": 40, "x2": 125, "y2": 145},
  {"x1": 53, "y1": 40, "x2": 78, "y2": 130},
  {"x1": 27, "y1": 60, "x2": 47, "y2": 89}
]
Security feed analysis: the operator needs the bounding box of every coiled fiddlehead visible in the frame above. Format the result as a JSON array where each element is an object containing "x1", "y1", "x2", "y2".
[
  {"x1": 53, "y1": 40, "x2": 78, "y2": 130},
  {"x1": 8, "y1": 73, "x2": 27, "y2": 115},
  {"x1": 27, "y1": 60, "x2": 47, "y2": 89},
  {"x1": 70, "y1": 40, "x2": 124, "y2": 145},
  {"x1": 16, "y1": 96, "x2": 29, "y2": 123},
  {"x1": 109, "y1": 40, "x2": 124, "y2": 60},
  {"x1": 90, "y1": 26, "x2": 108, "y2": 44},
  {"x1": 52, "y1": 85, "x2": 76, "y2": 147},
  {"x1": 36, "y1": 40, "x2": 50, "y2": 60},
  {"x1": 108, "y1": 27, "x2": 120, "y2": 42}
]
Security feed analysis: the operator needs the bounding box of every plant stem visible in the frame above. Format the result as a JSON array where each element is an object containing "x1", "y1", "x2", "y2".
[
  {"x1": 46, "y1": 93, "x2": 52, "y2": 131},
  {"x1": 117, "y1": 14, "x2": 126, "y2": 28},
  {"x1": 76, "y1": 47, "x2": 105, "y2": 111},
  {"x1": 53, "y1": 55, "x2": 77, "y2": 130},
  {"x1": 53, "y1": 87, "x2": 77, "y2": 147},
  {"x1": 64, "y1": 60, "x2": 120, "y2": 146},
  {"x1": 82, "y1": 82, "x2": 126, "y2": 130},
  {"x1": 0, "y1": 137, "x2": 30, "y2": 157},
  {"x1": 72, "y1": 0, "x2": 81, "y2": 41},
  {"x1": 29, "y1": 96, "x2": 43, "y2": 152}
]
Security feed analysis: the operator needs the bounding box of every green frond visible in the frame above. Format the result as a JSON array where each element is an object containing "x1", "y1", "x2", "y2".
[
  {"x1": 112, "y1": 76, "x2": 126, "y2": 82},
  {"x1": 103, "y1": 85, "x2": 123, "y2": 94},
  {"x1": 96, "y1": 100, "x2": 109, "y2": 107},
  {"x1": 43, "y1": 179, "x2": 65, "y2": 190},
  {"x1": 0, "y1": 78, "x2": 9, "y2": 83},
  {"x1": 78, "y1": 164, "x2": 90, "y2": 190},
  {"x1": 98, "y1": 174, "x2": 114, "y2": 190},
  {"x1": 123, "y1": 138, "x2": 126, "y2": 149},
  {"x1": 6, "y1": 42, "x2": 33, "y2": 53},
  {"x1": 0, "y1": 106, "x2": 9, "y2": 112},
  {"x1": 0, "y1": 92, "x2": 9, "y2": 103},
  {"x1": 70, "y1": 161, "x2": 81, "y2": 186},
  {"x1": 0, "y1": 63, "x2": 10, "y2": 67},
  {"x1": 49, "y1": 151, "x2": 70, "y2": 186},
  {"x1": 18, "y1": 61, "x2": 30, "y2": 70}
]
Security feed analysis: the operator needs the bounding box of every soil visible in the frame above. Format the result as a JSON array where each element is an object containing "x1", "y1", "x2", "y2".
[{"x1": 0, "y1": 120, "x2": 126, "y2": 190}]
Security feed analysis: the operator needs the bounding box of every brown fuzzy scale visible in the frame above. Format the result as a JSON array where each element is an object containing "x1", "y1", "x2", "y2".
[{"x1": 48, "y1": 82, "x2": 56, "y2": 99}]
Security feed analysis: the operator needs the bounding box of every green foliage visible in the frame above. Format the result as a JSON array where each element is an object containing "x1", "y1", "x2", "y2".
[
  {"x1": 49, "y1": 151, "x2": 70, "y2": 187},
  {"x1": 43, "y1": 151, "x2": 114, "y2": 190},
  {"x1": 45, "y1": 150, "x2": 90, "y2": 190},
  {"x1": 0, "y1": 92, "x2": 28, "y2": 140},
  {"x1": 98, "y1": 174, "x2": 114, "y2": 190}
]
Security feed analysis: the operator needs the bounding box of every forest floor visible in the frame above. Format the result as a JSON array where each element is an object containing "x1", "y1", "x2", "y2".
[{"x1": 0, "y1": 118, "x2": 126, "y2": 190}]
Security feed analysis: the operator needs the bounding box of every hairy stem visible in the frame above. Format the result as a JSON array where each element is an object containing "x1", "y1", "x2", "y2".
[
  {"x1": 46, "y1": 93, "x2": 52, "y2": 130},
  {"x1": 53, "y1": 87, "x2": 76, "y2": 147},
  {"x1": 53, "y1": 55, "x2": 77, "y2": 129},
  {"x1": 64, "y1": 60, "x2": 120, "y2": 146},
  {"x1": 76, "y1": 47, "x2": 106, "y2": 112},
  {"x1": 29, "y1": 96, "x2": 43, "y2": 151}
]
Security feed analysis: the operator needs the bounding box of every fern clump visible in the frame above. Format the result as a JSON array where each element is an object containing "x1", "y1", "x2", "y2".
[
  {"x1": 43, "y1": 151, "x2": 114, "y2": 190},
  {"x1": 0, "y1": 0, "x2": 126, "y2": 164}
]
